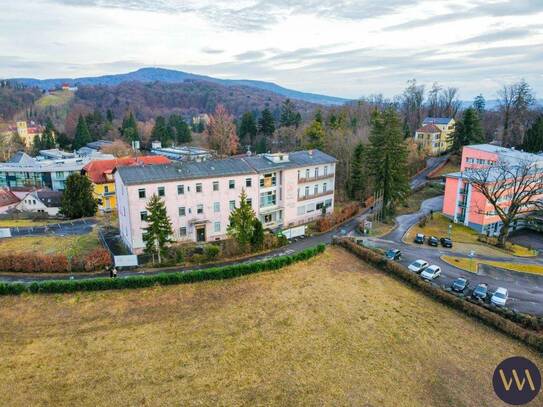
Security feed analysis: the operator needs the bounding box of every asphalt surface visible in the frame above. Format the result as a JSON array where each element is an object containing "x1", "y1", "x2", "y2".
[{"x1": 4, "y1": 219, "x2": 97, "y2": 237}]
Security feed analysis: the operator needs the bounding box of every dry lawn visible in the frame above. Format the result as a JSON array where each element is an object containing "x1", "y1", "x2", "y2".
[
  {"x1": 0, "y1": 247, "x2": 541, "y2": 407},
  {"x1": 442, "y1": 254, "x2": 543, "y2": 276}
]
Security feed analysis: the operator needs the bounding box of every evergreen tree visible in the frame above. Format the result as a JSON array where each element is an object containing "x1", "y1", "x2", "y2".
[
  {"x1": 73, "y1": 114, "x2": 92, "y2": 149},
  {"x1": 152, "y1": 116, "x2": 173, "y2": 146},
  {"x1": 37, "y1": 117, "x2": 56, "y2": 151},
  {"x1": 522, "y1": 116, "x2": 543, "y2": 153},
  {"x1": 59, "y1": 173, "x2": 97, "y2": 219},
  {"x1": 349, "y1": 142, "x2": 367, "y2": 201},
  {"x1": 473, "y1": 94, "x2": 486, "y2": 115},
  {"x1": 106, "y1": 109, "x2": 114, "y2": 122},
  {"x1": 250, "y1": 219, "x2": 264, "y2": 249},
  {"x1": 258, "y1": 108, "x2": 275, "y2": 138},
  {"x1": 142, "y1": 194, "x2": 173, "y2": 264},
  {"x1": 279, "y1": 99, "x2": 301, "y2": 128},
  {"x1": 304, "y1": 119, "x2": 325, "y2": 150},
  {"x1": 367, "y1": 108, "x2": 410, "y2": 218},
  {"x1": 314, "y1": 110, "x2": 324, "y2": 124},
  {"x1": 239, "y1": 111, "x2": 258, "y2": 148},
  {"x1": 56, "y1": 132, "x2": 71, "y2": 150},
  {"x1": 255, "y1": 136, "x2": 267, "y2": 154},
  {"x1": 227, "y1": 189, "x2": 257, "y2": 249},
  {"x1": 168, "y1": 114, "x2": 192, "y2": 143},
  {"x1": 121, "y1": 112, "x2": 139, "y2": 142},
  {"x1": 449, "y1": 107, "x2": 484, "y2": 153}
]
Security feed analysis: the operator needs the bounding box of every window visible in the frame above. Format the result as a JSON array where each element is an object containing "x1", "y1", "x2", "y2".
[
  {"x1": 306, "y1": 203, "x2": 316, "y2": 212},
  {"x1": 229, "y1": 180, "x2": 235, "y2": 189},
  {"x1": 196, "y1": 183, "x2": 202, "y2": 193},
  {"x1": 325, "y1": 199, "x2": 332, "y2": 207},
  {"x1": 264, "y1": 214, "x2": 272, "y2": 223},
  {"x1": 245, "y1": 178, "x2": 252, "y2": 187},
  {"x1": 55, "y1": 171, "x2": 64, "y2": 178},
  {"x1": 305, "y1": 169, "x2": 310, "y2": 179},
  {"x1": 314, "y1": 185, "x2": 318, "y2": 195},
  {"x1": 297, "y1": 205, "x2": 305, "y2": 215},
  {"x1": 179, "y1": 227, "x2": 187, "y2": 236},
  {"x1": 178, "y1": 207, "x2": 186, "y2": 216},
  {"x1": 229, "y1": 200, "x2": 236, "y2": 210},
  {"x1": 315, "y1": 167, "x2": 319, "y2": 177},
  {"x1": 316, "y1": 202, "x2": 324, "y2": 210},
  {"x1": 214, "y1": 222, "x2": 221, "y2": 233},
  {"x1": 197, "y1": 204, "x2": 204, "y2": 214},
  {"x1": 177, "y1": 185, "x2": 184, "y2": 195},
  {"x1": 247, "y1": 198, "x2": 252, "y2": 207},
  {"x1": 140, "y1": 211, "x2": 147, "y2": 221},
  {"x1": 323, "y1": 182, "x2": 327, "y2": 193},
  {"x1": 324, "y1": 166, "x2": 328, "y2": 176},
  {"x1": 213, "y1": 202, "x2": 220, "y2": 212},
  {"x1": 305, "y1": 186, "x2": 309, "y2": 197},
  {"x1": 158, "y1": 186, "x2": 165, "y2": 197},
  {"x1": 138, "y1": 188, "x2": 146, "y2": 199},
  {"x1": 259, "y1": 191, "x2": 276, "y2": 207},
  {"x1": 213, "y1": 181, "x2": 219, "y2": 191},
  {"x1": 104, "y1": 185, "x2": 109, "y2": 193}
]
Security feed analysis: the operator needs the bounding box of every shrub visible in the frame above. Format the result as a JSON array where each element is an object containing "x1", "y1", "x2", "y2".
[
  {"x1": 0, "y1": 253, "x2": 70, "y2": 273},
  {"x1": 316, "y1": 203, "x2": 360, "y2": 232},
  {"x1": 204, "y1": 244, "x2": 220, "y2": 260}
]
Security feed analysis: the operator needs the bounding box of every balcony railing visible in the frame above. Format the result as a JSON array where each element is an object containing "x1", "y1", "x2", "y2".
[
  {"x1": 297, "y1": 189, "x2": 333, "y2": 201},
  {"x1": 102, "y1": 191, "x2": 116, "y2": 197},
  {"x1": 297, "y1": 173, "x2": 335, "y2": 183}
]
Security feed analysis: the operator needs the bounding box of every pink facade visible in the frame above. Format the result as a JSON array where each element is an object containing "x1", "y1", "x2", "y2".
[{"x1": 115, "y1": 151, "x2": 336, "y2": 253}]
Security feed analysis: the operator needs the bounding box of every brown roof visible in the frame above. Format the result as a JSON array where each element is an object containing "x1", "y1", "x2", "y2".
[
  {"x1": 82, "y1": 155, "x2": 171, "y2": 184},
  {"x1": 0, "y1": 188, "x2": 20, "y2": 207},
  {"x1": 416, "y1": 123, "x2": 441, "y2": 133}
]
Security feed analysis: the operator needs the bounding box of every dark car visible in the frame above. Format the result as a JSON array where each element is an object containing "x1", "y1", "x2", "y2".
[
  {"x1": 472, "y1": 283, "x2": 488, "y2": 300},
  {"x1": 451, "y1": 277, "x2": 470, "y2": 293},
  {"x1": 428, "y1": 236, "x2": 439, "y2": 247},
  {"x1": 414, "y1": 233, "x2": 425, "y2": 244},
  {"x1": 385, "y1": 249, "x2": 402, "y2": 261},
  {"x1": 440, "y1": 237, "x2": 453, "y2": 248}
]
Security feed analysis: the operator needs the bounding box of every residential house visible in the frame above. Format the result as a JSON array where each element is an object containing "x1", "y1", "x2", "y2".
[
  {"x1": 0, "y1": 188, "x2": 20, "y2": 214},
  {"x1": 82, "y1": 155, "x2": 171, "y2": 212},
  {"x1": 414, "y1": 117, "x2": 455, "y2": 155},
  {"x1": 115, "y1": 149, "x2": 336, "y2": 253},
  {"x1": 17, "y1": 189, "x2": 62, "y2": 216},
  {"x1": 442, "y1": 144, "x2": 543, "y2": 235}
]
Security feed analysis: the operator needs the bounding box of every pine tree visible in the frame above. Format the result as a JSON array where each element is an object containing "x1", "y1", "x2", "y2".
[
  {"x1": 106, "y1": 109, "x2": 114, "y2": 122},
  {"x1": 279, "y1": 99, "x2": 301, "y2": 128},
  {"x1": 59, "y1": 173, "x2": 97, "y2": 219},
  {"x1": 304, "y1": 119, "x2": 325, "y2": 150},
  {"x1": 522, "y1": 116, "x2": 543, "y2": 153},
  {"x1": 121, "y1": 112, "x2": 139, "y2": 142},
  {"x1": 449, "y1": 107, "x2": 484, "y2": 153},
  {"x1": 152, "y1": 116, "x2": 173, "y2": 146},
  {"x1": 239, "y1": 111, "x2": 258, "y2": 148},
  {"x1": 349, "y1": 142, "x2": 367, "y2": 201},
  {"x1": 73, "y1": 114, "x2": 92, "y2": 149},
  {"x1": 473, "y1": 94, "x2": 485, "y2": 115},
  {"x1": 142, "y1": 194, "x2": 173, "y2": 264},
  {"x1": 367, "y1": 108, "x2": 410, "y2": 217},
  {"x1": 250, "y1": 219, "x2": 264, "y2": 249},
  {"x1": 40, "y1": 117, "x2": 56, "y2": 149},
  {"x1": 258, "y1": 108, "x2": 275, "y2": 138},
  {"x1": 227, "y1": 189, "x2": 257, "y2": 249}
]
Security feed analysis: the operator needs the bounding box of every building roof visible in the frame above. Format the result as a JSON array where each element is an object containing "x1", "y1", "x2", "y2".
[
  {"x1": 83, "y1": 156, "x2": 171, "y2": 184},
  {"x1": 465, "y1": 144, "x2": 543, "y2": 164},
  {"x1": 35, "y1": 190, "x2": 62, "y2": 208},
  {"x1": 0, "y1": 188, "x2": 20, "y2": 207},
  {"x1": 416, "y1": 123, "x2": 441, "y2": 133},
  {"x1": 8, "y1": 151, "x2": 36, "y2": 165},
  {"x1": 423, "y1": 117, "x2": 453, "y2": 125},
  {"x1": 0, "y1": 151, "x2": 115, "y2": 173},
  {"x1": 86, "y1": 140, "x2": 113, "y2": 150}
]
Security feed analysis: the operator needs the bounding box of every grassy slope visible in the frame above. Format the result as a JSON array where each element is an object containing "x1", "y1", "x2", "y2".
[
  {"x1": 396, "y1": 183, "x2": 444, "y2": 216},
  {"x1": 0, "y1": 247, "x2": 540, "y2": 406},
  {"x1": 35, "y1": 90, "x2": 74, "y2": 108}
]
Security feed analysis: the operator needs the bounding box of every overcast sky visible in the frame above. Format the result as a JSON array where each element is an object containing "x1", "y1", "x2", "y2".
[{"x1": 1, "y1": 0, "x2": 543, "y2": 99}]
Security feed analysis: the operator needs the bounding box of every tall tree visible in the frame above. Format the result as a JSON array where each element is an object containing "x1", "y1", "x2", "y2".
[
  {"x1": 349, "y1": 142, "x2": 367, "y2": 201},
  {"x1": 168, "y1": 114, "x2": 192, "y2": 143},
  {"x1": 142, "y1": 194, "x2": 173, "y2": 264},
  {"x1": 279, "y1": 99, "x2": 301, "y2": 128},
  {"x1": 304, "y1": 118, "x2": 326, "y2": 150},
  {"x1": 227, "y1": 189, "x2": 257, "y2": 249},
  {"x1": 367, "y1": 108, "x2": 410, "y2": 217},
  {"x1": 449, "y1": 107, "x2": 484, "y2": 153},
  {"x1": 238, "y1": 111, "x2": 258, "y2": 149},
  {"x1": 401, "y1": 79, "x2": 425, "y2": 136},
  {"x1": 59, "y1": 173, "x2": 97, "y2": 219},
  {"x1": 473, "y1": 94, "x2": 486, "y2": 115},
  {"x1": 511, "y1": 79, "x2": 535, "y2": 146},
  {"x1": 152, "y1": 116, "x2": 173, "y2": 147},
  {"x1": 73, "y1": 114, "x2": 92, "y2": 149},
  {"x1": 205, "y1": 104, "x2": 239, "y2": 156},
  {"x1": 522, "y1": 116, "x2": 543, "y2": 153},
  {"x1": 258, "y1": 108, "x2": 275, "y2": 138},
  {"x1": 438, "y1": 87, "x2": 461, "y2": 117},
  {"x1": 427, "y1": 82, "x2": 442, "y2": 117},
  {"x1": 121, "y1": 111, "x2": 139, "y2": 142}
]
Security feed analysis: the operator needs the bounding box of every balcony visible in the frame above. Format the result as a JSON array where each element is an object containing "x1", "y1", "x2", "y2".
[
  {"x1": 297, "y1": 189, "x2": 333, "y2": 202},
  {"x1": 102, "y1": 191, "x2": 116, "y2": 197},
  {"x1": 297, "y1": 173, "x2": 335, "y2": 183}
]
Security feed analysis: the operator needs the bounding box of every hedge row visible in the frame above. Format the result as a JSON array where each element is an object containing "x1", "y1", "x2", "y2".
[
  {"x1": 0, "y1": 244, "x2": 325, "y2": 296},
  {"x1": 335, "y1": 238, "x2": 543, "y2": 353},
  {"x1": 316, "y1": 203, "x2": 359, "y2": 232}
]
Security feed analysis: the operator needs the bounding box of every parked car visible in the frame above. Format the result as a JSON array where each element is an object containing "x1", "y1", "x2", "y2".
[
  {"x1": 491, "y1": 287, "x2": 509, "y2": 307},
  {"x1": 428, "y1": 236, "x2": 439, "y2": 247},
  {"x1": 440, "y1": 237, "x2": 453, "y2": 248},
  {"x1": 451, "y1": 277, "x2": 470, "y2": 293},
  {"x1": 420, "y1": 265, "x2": 441, "y2": 280},
  {"x1": 414, "y1": 234, "x2": 425, "y2": 244},
  {"x1": 408, "y1": 259, "x2": 429, "y2": 273},
  {"x1": 385, "y1": 249, "x2": 402, "y2": 261},
  {"x1": 471, "y1": 283, "x2": 488, "y2": 301}
]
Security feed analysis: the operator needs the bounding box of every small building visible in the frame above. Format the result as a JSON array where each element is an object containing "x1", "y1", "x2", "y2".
[
  {"x1": 150, "y1": 141, "x2": 213, "y2": 162},
  {"x1": 17, "y1": 189, "x2": 62, "y2": 216},
  {"x1": 0, "y1": 188, "x2": 21, "y2": 214},
  {"x1": 82, "y1": 155, "x2": 171, "y2": 212},
  {"x1": 192, "y1": 113, "x2": 210, "y2": 126},
  {"x1": 414, "y1": 117, "x2": 455, "y2": 155},
  {"x1": 38, "y1": 149, "x2": 76, "y2": 160}
]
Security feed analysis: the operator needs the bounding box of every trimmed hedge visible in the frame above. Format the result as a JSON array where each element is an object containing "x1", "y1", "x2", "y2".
[
  {"x1": 0, "y1": 244, "x2": 325, "y2": 296},
  {"x1": 335, "y1": 238, "x2": 543, "y2": 353}
]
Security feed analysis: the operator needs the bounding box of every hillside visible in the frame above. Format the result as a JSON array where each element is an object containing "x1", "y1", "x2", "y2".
[
  {"x1": 10, "y1": 67, "x2": 349, "y2": 106},
  {"x1": 0, "y1": 86, "x2": 42, "y2": 121},
  {"x1": 74, "y1": 80, "x2": 318, "y2": 120}
]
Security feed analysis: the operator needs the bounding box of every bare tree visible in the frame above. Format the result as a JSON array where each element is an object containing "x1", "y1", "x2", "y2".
[
  {"x1": 464, "y1": 158, "x2": 543, "y2": 247},
  {"x1": 439, "y1": 87, "x2": 461, "y2": 118},
  {"x1": 498, "y1": 80, "x2": 535, "y2": 146},
  {"x1": 205, "y1": 104, "x2": 239, "y2": 156},
  {"x1": 401, "y1": 79, "x2": 425, "y2": 136}
]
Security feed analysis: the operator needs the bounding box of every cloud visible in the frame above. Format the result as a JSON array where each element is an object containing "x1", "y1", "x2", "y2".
[
  {"x1": 202, "y1": 47, "x2": 224, "y2": 54},
  {"x1": 450, "y1": 27, "x2": 539, "y2": 45}
]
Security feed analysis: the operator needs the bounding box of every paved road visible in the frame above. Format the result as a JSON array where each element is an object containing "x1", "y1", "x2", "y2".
[
  {"x1": 3, "y1": 219, "x2": 98, "y2": 237},
  {"x1": 410, "y1": 155, "x2": 449, "y2": 190}
]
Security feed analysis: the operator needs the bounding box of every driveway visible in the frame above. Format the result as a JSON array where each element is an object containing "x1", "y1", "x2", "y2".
[{"x1": 410, "y1": 155, "x2": 449, "y2": 190}]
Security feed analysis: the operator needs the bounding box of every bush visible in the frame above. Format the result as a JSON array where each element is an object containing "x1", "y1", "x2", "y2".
[
  {"x1": 0, "y1": 245, "x2": 326, "y2": 296},
  {"x1": 335, "y1": 238, "x2": 543, "y2": 353},
  {"x1": 0, "y1": 253, "x2": 70, "y2": 273},
  {"x1": 204, "y1": 244, "x2": 220, "y2": 260},
  {"x1": 316, "y1": 203, "x2": 360, "y2": 233}
]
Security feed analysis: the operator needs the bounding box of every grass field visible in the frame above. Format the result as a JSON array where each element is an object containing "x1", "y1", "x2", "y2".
[
  {"x1": 0, "y1": 247, "x2": 540, "y2": 406},
  {"x1": 0, "y1": 229, "x2": 101, "y2": 258},
  {"x1": 442, "y1": 254, "x2": 543, "y2": 276},
  {"x1": 396, "y1": 183, "x2": 444, "y2": 216},
  {"x1": 35, "y1": 90, "x2": 74, "y2": 108}
]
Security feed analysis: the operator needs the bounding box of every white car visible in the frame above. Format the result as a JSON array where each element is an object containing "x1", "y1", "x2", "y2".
[
  {"x1": 491, "y1": 287, "x2": 509, "y2": 307},
  {"x1": 420, "y1": 265, "x2": 441, "y2": 280},
  {"x1": 408, "y1": 259, "x2": 429, "y2": 273}
]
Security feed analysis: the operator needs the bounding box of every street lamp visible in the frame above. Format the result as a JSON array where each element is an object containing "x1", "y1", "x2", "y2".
[
  {"x1": 448, "y1": 224, "x2": 452, "y2": 240},
  {"x1": 468, "y1": 250, "x2": 476, "y2": 273}
]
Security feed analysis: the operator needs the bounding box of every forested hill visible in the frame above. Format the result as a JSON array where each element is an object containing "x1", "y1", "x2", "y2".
[
  {"x1": 10, "y1": 67, "x2": 349, "y2": 106},
  {"x1": 0, "y1": 84, "x2": 42, "y2": 121},
  {"x1": 74, "y1": 80, "x2": 318, "y2": 120}
]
